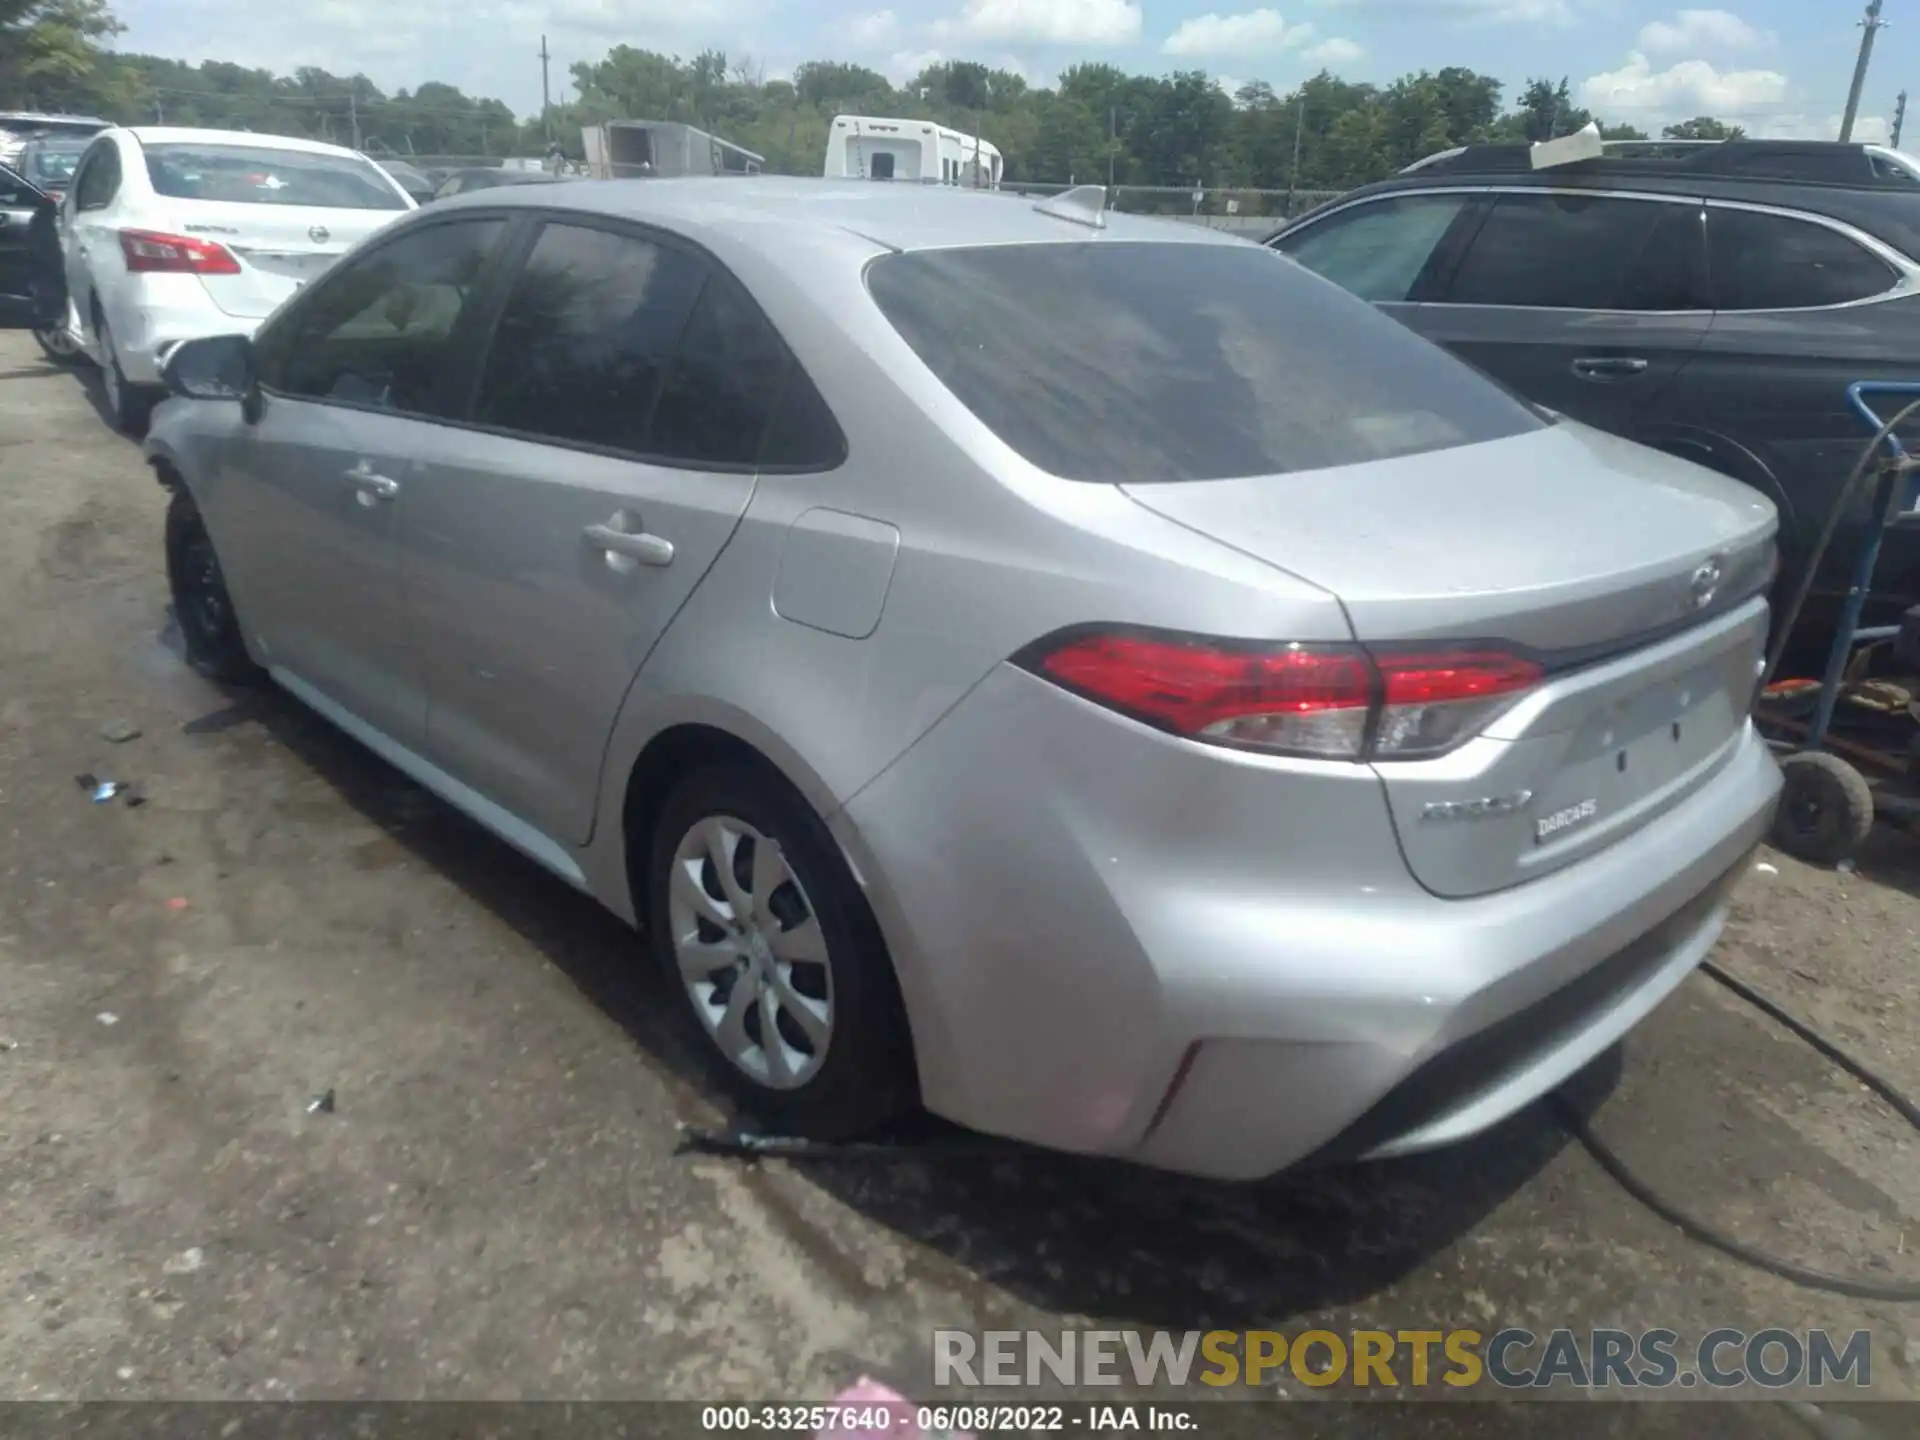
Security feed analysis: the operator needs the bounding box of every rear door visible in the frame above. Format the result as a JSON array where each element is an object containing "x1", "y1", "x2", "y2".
[
  {"x1": 1409, "y1": 190, "x2": 1714, "y2": 436},
  {"x1": 64, "y1": 135, "x2": 123, "y2": 340},
  {"x1": 1684, "y1": 202, "x2": 1920, "y2": 596},
  {"x1": 401, "y1": 217, "x2": 837, "y2": 845}
]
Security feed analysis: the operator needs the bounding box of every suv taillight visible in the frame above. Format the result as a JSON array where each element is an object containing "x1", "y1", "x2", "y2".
[
  {"x1": 119, "y1": 228, "x2": 241, "y2": 275},
  {"x1": 1018, "y1": 627, "x2": 1542, "y2": 761}
]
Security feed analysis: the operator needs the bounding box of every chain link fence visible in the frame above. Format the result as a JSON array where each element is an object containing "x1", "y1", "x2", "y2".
[{"x1": 381, "y1": 158, "x2": 1348, "y2": 229}]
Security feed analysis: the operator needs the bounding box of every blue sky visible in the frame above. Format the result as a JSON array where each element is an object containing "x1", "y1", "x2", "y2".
[{"x1": 113, "y1": 0, "x2": 1904, "y2": 141}]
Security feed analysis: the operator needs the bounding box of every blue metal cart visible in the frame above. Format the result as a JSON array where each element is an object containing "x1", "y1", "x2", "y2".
[{"x1": 1753, "y1": 381, "x2": 1920, "y2": 864}]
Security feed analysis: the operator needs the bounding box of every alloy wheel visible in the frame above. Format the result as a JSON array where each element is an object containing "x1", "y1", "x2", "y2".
[{"x1": 667, "y1": 814, "x2": 834, "y2": 1090}]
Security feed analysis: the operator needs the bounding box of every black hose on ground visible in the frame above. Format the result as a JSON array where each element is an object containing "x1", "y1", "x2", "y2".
[{"x1": 1554, "y1": 959, "x2": 1920, "y2": 1303}]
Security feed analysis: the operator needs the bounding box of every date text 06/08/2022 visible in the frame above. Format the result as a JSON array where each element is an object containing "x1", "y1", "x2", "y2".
[{"x1": 699, "y1": 1403, "x2": 1200, "y2": 1433}]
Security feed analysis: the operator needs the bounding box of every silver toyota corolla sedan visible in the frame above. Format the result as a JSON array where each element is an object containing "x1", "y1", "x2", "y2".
[{"x1": 142, "y1": 176, "x2": 1783, "y2": 1180}]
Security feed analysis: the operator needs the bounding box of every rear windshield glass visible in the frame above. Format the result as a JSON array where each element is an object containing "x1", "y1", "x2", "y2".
[
  {"x1": 143, "y1": 143, "x2": 408, "y2": 211},
  {"x1": 23, "y1": 145, "x2": 83, "y2": 185},
  {"x1": 864, "y1": 241, "x2": 1542, "y2": 483}
]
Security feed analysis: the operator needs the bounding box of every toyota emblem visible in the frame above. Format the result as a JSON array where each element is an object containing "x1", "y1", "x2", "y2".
[
  {"x1": 308, "y1": 225, "x2": 330, "y2": 243},
  {"x1": 1689, "y1": 556, "x2": 1724, "y2": 610}
]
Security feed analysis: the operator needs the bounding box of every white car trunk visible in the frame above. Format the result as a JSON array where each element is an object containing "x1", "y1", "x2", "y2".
[{"x1": 169, "y1": 200, "x2": 399, "y2": 318}]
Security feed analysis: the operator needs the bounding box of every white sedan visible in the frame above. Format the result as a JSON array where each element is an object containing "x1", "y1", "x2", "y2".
[{"x1": 54, "y1": 126, "x2": 416, "y2": 432}]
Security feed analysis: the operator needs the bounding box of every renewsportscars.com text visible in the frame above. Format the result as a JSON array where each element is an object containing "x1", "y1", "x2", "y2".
[{"x1": 933, "y1": 1327, "x2": 1874, "y2": 1390}]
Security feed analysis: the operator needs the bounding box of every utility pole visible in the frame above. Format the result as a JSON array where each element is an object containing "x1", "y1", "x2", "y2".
[
  {"x1": 1285, "y1": 92, "x2": 1306, "y2": 216},
  {"x1": 1108, "y1": 106, "x2": 1116, "y2": 191},
  {"x1": 1895, "y1": 88, "x2": 1910, "y2": 147},
  {"x1": 348, "y1": 81, "x2": 361, "y2": 151},
  {"x1": 1841, "y1": 0, "x2": 1888, "y2": 143},
  {"x1": 539, "y1": 34, "x2": 553, "y2": 140}
]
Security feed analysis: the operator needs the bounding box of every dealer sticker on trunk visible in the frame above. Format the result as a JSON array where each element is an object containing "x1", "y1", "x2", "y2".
[{"x1": 1536, "y1": 798, "x2": 1600, "y2": 844}]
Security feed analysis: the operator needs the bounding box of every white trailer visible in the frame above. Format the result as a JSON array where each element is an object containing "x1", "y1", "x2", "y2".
[
  {"x1": 824, "y1": 115, "x2": 1002, "y2": 188},
  {"x1": 582, "y1": 121, "x2": 765, "y2": 180}
]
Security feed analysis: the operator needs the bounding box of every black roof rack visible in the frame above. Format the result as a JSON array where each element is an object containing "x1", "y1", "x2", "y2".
[{"x1": 1402, "y1": 139, "x2": 1920, "y2": 189}]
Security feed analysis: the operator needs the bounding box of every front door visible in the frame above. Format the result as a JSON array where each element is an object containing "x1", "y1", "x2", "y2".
[
  {"x1": 1407, "y1": 191, "x2": 1714, "y2": 436},
  {"x1": 225, "y1": 215, "x2": 509, "y2": 748},
  {"x1": 402, "y1": 218, "x2": 815, "y2": 845}
]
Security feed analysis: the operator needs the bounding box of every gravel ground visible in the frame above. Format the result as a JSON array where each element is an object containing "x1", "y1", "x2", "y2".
[{"x1": 0, "y1": 332, "x2": 1916, "y2": 1436}]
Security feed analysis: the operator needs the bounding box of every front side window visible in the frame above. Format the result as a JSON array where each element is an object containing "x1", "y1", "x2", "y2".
[
  {"x1": 472, "y1": 222, "x2": 708, "y2": 453},
  {"x1": 1443, "y1": 193, "x2": 1702, "y2": 310},
  {"x1": 270, "y1": 219, "x2": 503, "y2": 413},
  {"x1": 141, "y1": 142, "x2": 407, "y2": 211},
  {"x1": 866, "y1": 241, "x2": 1542, "y2": 484},
  {"x1": 1706, "y1": 208, "x2": 1899, "y2": 310},
  {"x1": 0, "y1": 164, "x2": 32, "y2": 206},
  {"x1": 1274, "y1": 193, "x2": 1472, "y2": 303}
]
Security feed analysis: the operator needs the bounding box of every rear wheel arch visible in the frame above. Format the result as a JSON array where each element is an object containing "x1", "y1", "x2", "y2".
[{"x1": 623, "y1": 724, "x2": 922, "y2": 1133}]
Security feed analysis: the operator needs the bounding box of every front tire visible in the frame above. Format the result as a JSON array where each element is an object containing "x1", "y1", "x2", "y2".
[
  {"x1": 647, "y1": 763, "x2": 915, "y2": 1140},
  {"x1": 165, "y1": 488, "x2": 263, "y2": 686},
  {"x1": 34, "y1": 324, "x2": 80, "y2": 365}
]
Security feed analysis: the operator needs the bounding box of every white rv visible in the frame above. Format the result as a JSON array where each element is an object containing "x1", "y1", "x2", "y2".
[{"x1": 824, "y1": 115, "x2": 1002, "y2": 188}]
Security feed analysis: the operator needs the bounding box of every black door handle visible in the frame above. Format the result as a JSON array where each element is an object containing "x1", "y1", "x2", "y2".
[{"x1": 1571, "y1": 356, "x2": 1650, "y2": 381}]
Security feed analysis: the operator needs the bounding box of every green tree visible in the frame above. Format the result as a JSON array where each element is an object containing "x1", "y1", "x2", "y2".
[{"x1": 1664, "y1": 115, "x2": 1745, "y2": 140}]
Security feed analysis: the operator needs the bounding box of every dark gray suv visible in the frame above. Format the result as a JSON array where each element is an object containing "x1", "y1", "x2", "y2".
[{"x1": 1267, "y1": 139, "x2": 1920, "y2": 637}]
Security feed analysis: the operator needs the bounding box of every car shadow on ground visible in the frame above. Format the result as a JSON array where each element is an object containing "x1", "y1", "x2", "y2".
[{"x1": 177, "y1": 666, "x2": 1597, "y2": 1331}]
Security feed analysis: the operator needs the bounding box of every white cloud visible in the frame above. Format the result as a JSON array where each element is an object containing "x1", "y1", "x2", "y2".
[
  {"x1": 1163, "y1": 9, "x2": 1313, "y2": 56},
  {"x1": 849, "y1": 9, "x2": 900, "y2": 48},
  {"x1": 936, "y1": 0, "x2": 1143, "y2": 45},
  {"x1": 888, "y1": 48, "x2": 946, "y2": 84},
  {"x1": 1757, "y1": 113, "x2": 1891, "y2": 143},
  {"x1": 1637, "y1": 8, "x2": 1771, "y2": 54},
  {"x1": 1215, "y1": 74, "x2": 1246, "y2": 95},
  {"x1": 1579, "y1": 52, "x2": 1789, "y2": 120},
  {"x1": 1304, "y1": 36, "x2": 1364, "y2": 64}
]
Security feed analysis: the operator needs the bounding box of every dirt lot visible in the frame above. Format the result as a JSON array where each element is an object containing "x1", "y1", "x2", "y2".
[{"x1": 0, "y1": 331, "x2": 1917, "y2": 1432}]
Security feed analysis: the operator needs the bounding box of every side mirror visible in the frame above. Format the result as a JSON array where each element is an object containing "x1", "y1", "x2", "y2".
[{"x1": 164, "y1": 334, "x2": 256, "y2": 402}]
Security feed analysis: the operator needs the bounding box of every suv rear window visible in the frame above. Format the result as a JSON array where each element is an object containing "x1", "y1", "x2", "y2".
[
  {"x1": 143, "y1": 142, "x2": 408, "y2": 211},
  {"x1": 865, "y1": 241, "x2": 1542, "y2": 483}
]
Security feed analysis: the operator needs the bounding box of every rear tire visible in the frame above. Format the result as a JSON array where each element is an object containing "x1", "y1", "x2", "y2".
[
  {"x1": 165, "y1": 488, "x2": 263, "y2": 686},
  {"x1": 1771, "y1": 751, "x2": 1875, "y2": 867},
  {"x1": 646, "y1": 762, "x2": 915, "y2": 1141},
  {"x1": 96, "y1": 310, "x2": 156, "y2": 436}
]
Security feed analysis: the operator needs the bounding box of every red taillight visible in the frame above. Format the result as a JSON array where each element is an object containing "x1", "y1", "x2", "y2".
[
  {"x1": 119, "y1": 228, "x2": 241, "y2": 276},
  {"x1": 1021, "y1": 628, "x2": 1542, "y2": 761}
]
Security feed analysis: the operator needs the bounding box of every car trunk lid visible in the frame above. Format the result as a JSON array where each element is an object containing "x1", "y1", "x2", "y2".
[
  {"x1": 1123, "y1": 421, "x2": 1778, "y2": 898},
  {"x1": 168, "y1": 201, "x2": 395, "y2": 318}
]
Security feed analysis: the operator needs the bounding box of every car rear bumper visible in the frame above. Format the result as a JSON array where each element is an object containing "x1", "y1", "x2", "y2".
[
  {"x1": 836, "y1": 663, "x2": 1782, "y2": 1181},
  {"x1": 108, "y1": 277, "x2": 261, "y2": 385}
]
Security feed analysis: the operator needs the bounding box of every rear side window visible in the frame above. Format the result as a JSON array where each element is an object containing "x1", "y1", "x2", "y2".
[
  {"x1": 142, "y1": 142, "x2": 407, "y2": 211},
  {"x1": 473, "y1": 223, "x2": 707, "y2": 453},
  {"x1": 474, "y1": 221, "x2": 843, "y2": 468},
  {"x1": 1443, "y1": 194, "x2": 1706, "y2": 310},
  {"x1": 1706, "y1": 208, "x2": 1898, "y2": 310},
  {"x1": 1275, "y1": 193, "x2": 1470, "y2": 302},
  {"x1": 865, "y1": 241, "x2": 1541, "y2": 484},
  {"x1": 649, "y1": 275, "x2": 805, "y2": 466},
  {"x1": 73, "y1": 141, "x2": 119, "y2": 210}
]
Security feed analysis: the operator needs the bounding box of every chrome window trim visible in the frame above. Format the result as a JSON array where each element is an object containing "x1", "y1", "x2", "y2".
[
  {"x1": 1273, "y1": 183, "x2": 1920, "y2": 316},
  {"x1": 1699, "y1": 196, "x2": 1918, "y2": 313}
]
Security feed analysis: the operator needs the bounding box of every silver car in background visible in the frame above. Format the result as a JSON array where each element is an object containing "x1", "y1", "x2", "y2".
[{"x1": 144, "y1": 178, "x2": 1782, "y2": 1180}]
